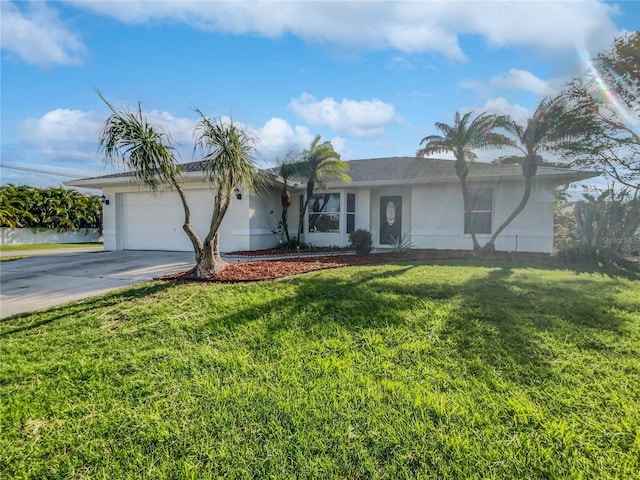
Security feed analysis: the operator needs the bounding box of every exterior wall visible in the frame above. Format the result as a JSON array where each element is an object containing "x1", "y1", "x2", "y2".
[
  {"x1": 0, "y1": 228, "x2": 101, "y2": 246},
  {"x1": 248, "y1": 186, "x2": 285, "y2": 250},
  {"x1": 410, "y1": 179, "x2": 555, "y2": 253},
  {"x1": 99, "y1": 177, "x2": 557, "y2": 254}
]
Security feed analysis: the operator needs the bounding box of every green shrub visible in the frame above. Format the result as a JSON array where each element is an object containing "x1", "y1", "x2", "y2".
[
  {"x1": 349, "y1": 229, "x2": 372, "y2": 255},
  {"x1": 0, "y1": 184, "x2": 102, "y2": 231}
]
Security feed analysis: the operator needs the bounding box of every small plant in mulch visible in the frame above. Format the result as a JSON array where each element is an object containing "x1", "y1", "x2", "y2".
[{"x1": 349, "y1": 229, "x2": 372, "y2": 255}]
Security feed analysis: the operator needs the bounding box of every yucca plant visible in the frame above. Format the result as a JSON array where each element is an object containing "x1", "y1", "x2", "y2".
[{"x1": 388, "y1": 231, "x2": 414, "y2": 252}]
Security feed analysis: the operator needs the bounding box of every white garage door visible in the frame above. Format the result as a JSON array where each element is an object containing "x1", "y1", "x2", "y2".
[
  {"x1": 120, "y1": 191, "x2": 195, "y2": 251},
  {"x1": 118, "y1": 189, "x2": 249, "y2": 252}
]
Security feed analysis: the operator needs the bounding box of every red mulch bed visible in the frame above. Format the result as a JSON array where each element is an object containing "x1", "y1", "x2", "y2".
[{"x1": 161, "y1": 249, "x2": 554, "y2": 283}]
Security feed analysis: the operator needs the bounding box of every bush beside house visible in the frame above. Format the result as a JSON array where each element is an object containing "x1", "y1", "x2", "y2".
[{"x1": 0, "y1": 185, "x2": 102, "y2": 245}]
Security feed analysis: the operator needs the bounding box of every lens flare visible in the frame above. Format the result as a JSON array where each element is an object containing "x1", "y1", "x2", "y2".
[{"x1": 576, "y1": 45, "x2": 638, "y2": 127}]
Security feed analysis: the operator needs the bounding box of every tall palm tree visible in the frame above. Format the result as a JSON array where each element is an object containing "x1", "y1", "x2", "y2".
[
  {"x1": 277, "y1": 154, "x2": 305, "y2": 244},
  {"x1": 98, "y1": 93, "x2": 203, "y2": 260},
  {"x1": 296, "y1": 135, "x2": 351, "y2": 241},
  {"x1": 484, "y1": 96, "x2": 583, "y2": 251},
  {"x1": 193, "y1": 112, "x2": 263, "y2": 276},
  {"x1": 417, "y1": 112, "x2": 513, "y2": 251},
  {"x1": 98, "y1": 94, "x2": 261, "y2": 277}
]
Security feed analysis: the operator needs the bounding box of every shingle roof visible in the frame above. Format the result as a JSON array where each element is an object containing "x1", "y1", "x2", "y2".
[
  {"x1": 68, "y1": 156, "x2": 598, "y2": 187},
  {"x1": 294, "y1": 157, "x2": 598, "y2": 185}
]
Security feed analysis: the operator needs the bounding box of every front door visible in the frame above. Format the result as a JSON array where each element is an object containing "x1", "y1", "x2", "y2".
[{"x1": 380, "y1": 195, "x2": 402, "y2": 244}]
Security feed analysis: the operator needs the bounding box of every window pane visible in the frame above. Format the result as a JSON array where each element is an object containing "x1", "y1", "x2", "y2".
[
  {"x1": 347, "y1": 193, "x2": 356, "y2": 213},
  {"x1": 310, "y1": 193, "x2": 340, "y2": 213},
  {"x1": 466, "y1": 189, "x2": 492, "y2": 211},
  {"x1": 346, "y1": 214, "x2": 355, "y2": 233},
  {"x1": 309, "y1": 214, "x2": 340, "y2": 233},
  {"x1": 308, "y1": 193, "x2": 341, "y2": 233},
  {"x1": 465, "y1": 212, "x2": 492, "y2": 234}
]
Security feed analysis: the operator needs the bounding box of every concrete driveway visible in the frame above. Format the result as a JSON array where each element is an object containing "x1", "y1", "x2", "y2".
[{"x1": 1, "y1": 251, "x2": 195, "y2": 318}]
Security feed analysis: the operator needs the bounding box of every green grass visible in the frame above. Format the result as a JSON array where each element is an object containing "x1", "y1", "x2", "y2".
[
  {"x1": 0, "y1": 255, "x2": 29, "y2": 262},
  {"x1": 1, "y1": 260, "x2": 639, "y2": 479},
  {"x1": 0, "y1": 243, "x2": 102, "y2": 252}
]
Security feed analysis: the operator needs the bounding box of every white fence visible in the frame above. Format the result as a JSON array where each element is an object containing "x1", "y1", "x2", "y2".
[{"x1": 0, "y1": 228, "x2": 102, "y2": 246}]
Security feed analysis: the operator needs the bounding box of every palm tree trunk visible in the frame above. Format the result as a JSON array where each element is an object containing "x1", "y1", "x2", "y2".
[
  {"x1": 195, "y1": 188, "x2": 231, "y2": 277},
  {"x1": 196, "y1": 234, "x2": 226, "y2": 277},
  {"x1": 281, "y1": 187, "x2": 291, "y2": 243},
  {"x1": 460, "y1": 175, "x2": 481, "y2": 252},
  {"x1": 297, "y1": 197, "x2": 310, "y2": 243},
  {"x1": 173, "y1": 181, "x2": 203, "y2": 263},
  {"x1": 483, "y1": 176, "x2": 533, "y2": 252},
  {"x1": 282, "y1": 206, "x2": 290, "y2": 242}
]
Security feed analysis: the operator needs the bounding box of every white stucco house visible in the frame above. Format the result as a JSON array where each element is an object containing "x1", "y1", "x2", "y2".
[{"x1": 66, "y1": 157, "x2": 598, "y2": 254}]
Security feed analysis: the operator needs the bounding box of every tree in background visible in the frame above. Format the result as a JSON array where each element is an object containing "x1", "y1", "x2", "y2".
[
  {"x1": 296, "y1": 135, "x2": 351, "y2": 241},
  {"x1": 0, "y1": 184, "x2": 101, "y2": 231},
  {"x1": 98, "y1": 94, "x2": 262, "y2": 277},
  {"x1": 564, "y1": 31, "x2": 639, "y2": 190},
  {"x1": 559, "y1": 188, "x2": 640, "y2": 263},
  {"x1": 417, "y1": 112, "x2": 513, "y2": 252}
]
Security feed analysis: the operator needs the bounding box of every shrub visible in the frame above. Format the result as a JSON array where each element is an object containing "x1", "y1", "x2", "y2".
[
  {"x1": 0, "y1": 184, "x2": 102, "y2": 231},
  {"x1": 349, "y1": 229, "x2": 372, "y2": 255}
]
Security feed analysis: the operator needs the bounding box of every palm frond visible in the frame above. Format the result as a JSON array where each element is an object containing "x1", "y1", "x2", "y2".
[
  {"x1": 97, "y1": 94, "x2": 180, "y2": 191},
  {"x1": 193, "y1": 111, "x2": 262, "y2": 194}
]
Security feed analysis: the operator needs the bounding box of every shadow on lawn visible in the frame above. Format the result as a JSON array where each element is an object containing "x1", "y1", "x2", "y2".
[
  {"x1": 200, "y1": 261, "x2": 636, "y2": 387},
  {"x1": 0, "y1": 282, "x2": 176, "y2": 337},
  {"x1": 430, "y1": 266, "x2": 632, "y2": 385}
]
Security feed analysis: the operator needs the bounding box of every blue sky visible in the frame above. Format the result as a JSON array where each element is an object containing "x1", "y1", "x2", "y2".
[{"x1": 1, "y1": 0, "x2": 638, "y2": 188}]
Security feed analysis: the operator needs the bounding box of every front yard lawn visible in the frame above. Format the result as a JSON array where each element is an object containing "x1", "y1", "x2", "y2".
[
  {"x1": 0, "y1": 243, "x2": 103, "y2": 252},
  {"x1": 1, "y1": 261, "x2": 638, "y2": 478}
]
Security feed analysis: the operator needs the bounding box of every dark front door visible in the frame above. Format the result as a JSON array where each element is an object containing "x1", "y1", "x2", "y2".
[{"x1": 380, "y1": 195, "x2": 402, "y2": 244}]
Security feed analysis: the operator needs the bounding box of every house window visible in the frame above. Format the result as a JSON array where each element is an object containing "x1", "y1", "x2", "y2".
[
  {"x1": 308, "y1": 193, "x2": 340, "y2": 233},
  {"x1": 465, "y1": 189, "x2": 493, "y2": 234},
  {"x1": 346, "y1": 193, "x2": 356, "y2": 234}
]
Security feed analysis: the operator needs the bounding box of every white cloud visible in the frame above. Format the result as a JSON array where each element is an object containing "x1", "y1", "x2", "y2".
[
  {"x1": 478, "y1": 97, "x2": 531, "y2": 125},
  {"x1": 146, "y1": 110, "x2": 195, "y2": 146},
  {"x1": 15, "y1": 107, "x2": 327, "y2": 170},
  {"x1": 18, "y1": 109, "x2": 102, "y2": 150},
  {"x1": 0, "y1": 2, "x2": 86, "y2": 68},
  {"x1": 250, "y1": 117, "x2": 313, "y2": 164},
  {"x1": 69, "y1": 0, "x2": 620, "y2": 59},
  {"x1": 288, "y1": 93, "x2": 396, "y2": 137},
  {"x1": 459, "y1": 80, "x2": 487, "y2": 91},
  {"x1": 489, "y1": 69, "x2": 558, "y2": 97}
]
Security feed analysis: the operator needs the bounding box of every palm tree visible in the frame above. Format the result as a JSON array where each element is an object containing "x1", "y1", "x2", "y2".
[
  {"x1": 296, "y1": 135, "x2": 351, "y2": 241},
  {"x1": 193, "y1": 112, "x2": 263, "y2": 276},
  {"x1": 98, "y1": 94, "x2": 261, "y2": 277},
  {"x1": 277, "y1": 153, "x2": 305, "y2": 244},
  {"x1": 484, "y1": 96, "x2": 583, "y2": 251},
  {"x1": 98, "y1": 93, "x2": 203, "y2": 258},
  {"x1": 417, "y1": 112, "x2": 514, "y2": 251}
]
